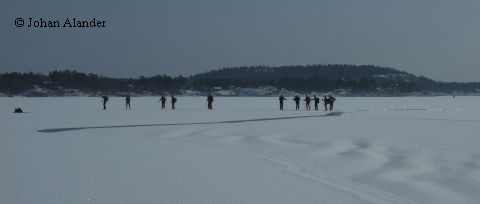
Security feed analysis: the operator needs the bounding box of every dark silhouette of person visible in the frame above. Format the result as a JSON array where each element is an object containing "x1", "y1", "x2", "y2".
[
  {"x1": 293, "y1": 95, "x2": 301, "y2": 110},
  {"x1": 171, "y1": 96, "x2": 177, "y2": 109},
  {"x1": 101, "y1": 96, "x2": 109, "y2": 110},
  {"x1": 328, "y1": 95, "x2": 336, "y2": 111},
  {"x1": 207, "y1": 94, "x2": 214, "y2": 109},
  {"x1": 322, "y1": 95, "x2": 328, "y2": 111},
  {"x1": 279, "y1": 95, "x2": 287, "y2": 110},
  {"x1": 313, "y1": 95, "x2": 320, "y2": 110},
  {"x1": 159, "y1": 96, "x2": 167, "y2": 109},
  {"x1": 14, "y1": 107, "x2": 23, "y2": 113},
  {"x1": 304, "y1": 95, "x2": 312, "y2": 110},
  {"x1": 125, "y1": 95, "x2": 131, "y2": 110}
]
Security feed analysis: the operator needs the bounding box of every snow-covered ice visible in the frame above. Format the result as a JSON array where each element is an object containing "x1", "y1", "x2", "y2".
[{"x1": 1, "y1": 96, "x2": 480, "y2": 203}]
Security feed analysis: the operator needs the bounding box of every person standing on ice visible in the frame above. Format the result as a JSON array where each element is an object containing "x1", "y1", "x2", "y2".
[
  {"x1": 313, "y1": 95, "x2": 320, "y2": 110},
  {"x1": 207, "y1": 94, "x2": 214, "y2": 109},
  {"x1": 304, "y1": 95, "x2": 312, "y2": 110},
  {"x1": 278, "y1": 95, "x2": 287, "y2": 110},
  {"x1": 159, "y1": 96, "x2": 167, "y2": 109},
  {"x1": 293, "y1": 95, "x2": 301, "y2": 110},
  {"x1": 322, "y1": 95, "x2": 328, "y2": 111},
  {"x1": 101, "y1": 96, "x2": 109, "y2": 110},
  {"x1": 328, "y1": 95, "x2": 336, "y2": 111},
  {"x1": 125, "y1": 95, "x2": 131, "y2": 110},
  {"x1": 171, "y1": 95, "x2": 177, "y2": 109}
]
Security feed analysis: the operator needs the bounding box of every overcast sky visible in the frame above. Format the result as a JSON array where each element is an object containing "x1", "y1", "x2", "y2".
[{"x1": 1, "y1": 0, "x2": 479, "y2": 82}]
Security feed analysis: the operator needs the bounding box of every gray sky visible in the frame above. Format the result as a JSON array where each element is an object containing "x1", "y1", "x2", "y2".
[{"x1": 1, "y1": 0, "x2": 479, "y2": 82}]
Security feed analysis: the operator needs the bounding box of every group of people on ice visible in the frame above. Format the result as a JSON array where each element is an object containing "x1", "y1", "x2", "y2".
[
  {"x1": 280, "y1": 95, "x2": 336, "y2": 111},
  {"x1": 98, "y1": 94, "x2": 336, "y2": 111},
  {"x1": 158, "y1": 95, "x2": 176, "y2": 109},
  {"x1": 102, "y1": 95, "x2": 179, "y2": 110}
]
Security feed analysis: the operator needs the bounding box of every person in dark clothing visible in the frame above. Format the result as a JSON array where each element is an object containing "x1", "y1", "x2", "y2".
[
  {"x1": 328, "y1": 95, "x2": 336, "y2": 111},
  {"x1": 125, "y1": 95, "x2": 131, "y2": 110},
  {"x1": 279, "y1": 95, "x2": 287, "y2": 110},
  {"x1": 159, "y1": 96, "x2": 167, "y2": 109},
  {"x1": 322, "y1": 95, "x2": 328, "y2": 111},
  {"x1": 101, "y1": 96, "x2": 109, "y2": 110},
  {"x1": 14, "y1": 107, "x2": 23, "y2": 113},
  {"x1": 207, "y1": 94, "x2": 214, "y2": 109},
  {"x1": 293, "y1": 95, "x2": 301, "y2": 110},
  {"x1": 313, "y1": 95, "x2": 320, "y2": 110},
  {"x1": 304, "y1": 95, "x2": 312, "y2": 110},
  {"x1": 171, "y1": 96, "x2": 177, "y2": 109}
]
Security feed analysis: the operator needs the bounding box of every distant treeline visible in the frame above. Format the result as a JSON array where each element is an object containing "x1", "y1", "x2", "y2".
[
  {"x1": 0, "y1": 71, "x2": 187, "y2": 95},
  {"x1": 1, "y1": 65, "x2": 479, "y2": 95},
  {"x1": 193, "y1": 65, "x2": 480, "y2": 93}
]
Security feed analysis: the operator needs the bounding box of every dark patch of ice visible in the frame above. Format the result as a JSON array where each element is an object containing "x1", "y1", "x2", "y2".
[{"x1": 38, "y1": 112, "x2": 344, "y2": 133}]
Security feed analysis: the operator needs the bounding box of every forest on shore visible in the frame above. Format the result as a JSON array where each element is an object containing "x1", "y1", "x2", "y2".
[{"x1": 1, "y1": 64, "x2": 479, "y2": 96}]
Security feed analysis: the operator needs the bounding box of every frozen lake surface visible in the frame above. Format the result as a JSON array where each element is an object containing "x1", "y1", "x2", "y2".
[{"x1": 1, "y1": 96, "x2": 480, "y2": 203}]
